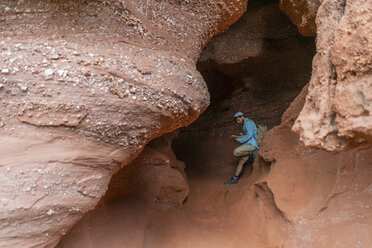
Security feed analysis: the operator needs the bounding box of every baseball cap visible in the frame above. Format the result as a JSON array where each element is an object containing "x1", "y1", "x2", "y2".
[{"x1": 233, "y1": 112, "x2": 244, "y2": 119}]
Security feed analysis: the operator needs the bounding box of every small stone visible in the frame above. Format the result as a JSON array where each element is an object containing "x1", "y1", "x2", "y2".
[
  {"x1": 57, "y1": 69, "x2": 67, "y2": 77},
  {"x1": 360, "y1": 20, "x2": 367, "y2": 26},
  {"x1": 21, "y1": 86, "x2": 28, "y2": 92},
  {"x1": 0, "y1": 83, "x2": 3, "y2": 89},
  {"x1": 1, "y1": 68, "x2": 10, "y2": 75},
  {"x1": 44, "y1": 69, "x2": 54, "y2": 80},
  {"x1": 51, "y1": 54, "x2": 60, "y2": 60},
  {"x1": 47, "y1": 209, "x2": 55, "y2": 216},
  {"x1": 4, "y1": 6, "x2": 10, "y2": 12}
]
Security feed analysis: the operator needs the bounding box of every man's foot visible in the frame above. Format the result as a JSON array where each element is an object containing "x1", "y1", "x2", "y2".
[{"x1": 224, "y1": 177, "x2": 238, "y2": 185}]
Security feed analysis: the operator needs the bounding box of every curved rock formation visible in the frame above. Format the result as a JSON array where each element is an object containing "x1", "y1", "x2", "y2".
[
  {"x1": 256, "y1": 85, "x2": 372, "y2": 247},
  {"x1": 279, "y1": 0, "x2": 320, "y2": 36},
  {"x1": 197, "y1": 0, "x2": 315, "y2": 103},
  {"x1": 0, "y1": 0, "x2": 248, "y2": 247},
  {"x1": 57, "y1": 132, "x2": 189, "y2": 248},
  {"x1": 292, "y1": 0, "x2": 372, "y2": 150},
  {"x1": 1, "y1": 0, "x2": 371, "y2": 246}
]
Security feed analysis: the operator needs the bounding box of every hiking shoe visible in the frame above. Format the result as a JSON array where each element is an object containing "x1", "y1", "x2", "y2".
[{"x1": 224, "y1": 178, "x2": 238, "y2": 185}]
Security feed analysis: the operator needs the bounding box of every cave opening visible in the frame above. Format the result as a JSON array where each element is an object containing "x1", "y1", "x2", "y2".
[
  {"x1": 57, "y1": 0, "x2": 316, "y2": 247},
  {"x1": 172, "y1": 0, "x2": 315, "y2": 182}
]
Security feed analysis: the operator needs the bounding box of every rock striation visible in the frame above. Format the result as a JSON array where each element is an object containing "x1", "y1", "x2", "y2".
[
  {"x1": 57, "y1": 132, "x2": 190, "y2": 248},
  {"x1": 291, "y1": 0, "x2": 372, "y2": 150},
  {"x1": 0, "y1": 0, "x2": 247, "y2": 247},
  {"x1": 255, "y1": 85, "x2": 372, "y2": 247}
]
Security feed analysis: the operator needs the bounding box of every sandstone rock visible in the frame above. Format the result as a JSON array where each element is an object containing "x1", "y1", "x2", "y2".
[
  {"x1": 293, "y1": 0, "x2": 372, "y2": 151},
  {"x1": 0, "y1": 0, "x2": 248, "y2": 247},
  {"x1": 0, "y1": 134, "x2": 115, "y2": 248},
  {"x1": 332, "y1": 0, "x2": 372, "y2": 140},
  {"x1": 279, "y1": 0, "x2": 320, "y2": 36},
  {"x1": 110, "y1": 149, "x2": 131, "y2": 164},
  {"x1": 256, "y1": 89, "x2": 372, "y2": 247},
  {"x1": 198, "y1": 0, "x2": 315, "y2": 103},
  {"x1": 57, "y1": 134, "x2": 189, "y2": 247}
]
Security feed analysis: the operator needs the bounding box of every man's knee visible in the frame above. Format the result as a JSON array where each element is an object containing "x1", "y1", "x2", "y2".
[{"x1": 233, "y1": 149, "x2": 241, "y2": 157}]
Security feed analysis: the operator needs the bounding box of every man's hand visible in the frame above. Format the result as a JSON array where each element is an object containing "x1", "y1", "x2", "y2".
[{"x1": 230, "y1": 135, "x2": 241, "y2": 139}]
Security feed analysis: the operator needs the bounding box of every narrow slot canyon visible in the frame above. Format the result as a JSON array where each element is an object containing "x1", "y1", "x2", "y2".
[
  {"x1": 57, "y1": 1, "x2": 317, "y2": 247},
  {"x1": 1, "y1": 0, "x2": 371, "y2": 247}
]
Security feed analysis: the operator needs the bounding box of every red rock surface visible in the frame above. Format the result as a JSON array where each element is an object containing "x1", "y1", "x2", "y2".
[
  {"x1": 258, "y1": 88, "x2": 372, "y2": 247},
  {"x1": 0, "y1": 0, "x2": 248, "y2": 247},
  {"x1": 1, "y1": 0, "x2": 372, "y2": 247},
  {"x1": 57, "y1": 132, "x2": 190, "y2": 248},
  {"x1": 279, "y1": 0, "x2": 320, "y2": 36},
  {"x1": 58, "y1": 88, "x2": 372, "y2": 248},
  {"x1": 292, "y1": 0, "x2": 372, "y2": 150}
]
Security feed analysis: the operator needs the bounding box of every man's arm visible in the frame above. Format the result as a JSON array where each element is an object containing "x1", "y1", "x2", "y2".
[
  {"x1": 236, "y1": 121, "x2": 254, "y2": 143},
  {"x1": 230, "y1": 132, "x2": 244, "y2": 139}
]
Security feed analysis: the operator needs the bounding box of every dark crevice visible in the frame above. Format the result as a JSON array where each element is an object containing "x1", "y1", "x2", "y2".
[
  {"x1": 254, "y1": 181, "x2": 291, "y2": 223},
  {"x1": 172, "y1": 0, "x2": 315, "y2": 178}
]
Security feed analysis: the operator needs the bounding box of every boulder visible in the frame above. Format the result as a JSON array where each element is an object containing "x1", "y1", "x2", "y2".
[{"x1": 0, "y1": 0, "x2": 248, "y2": 247}]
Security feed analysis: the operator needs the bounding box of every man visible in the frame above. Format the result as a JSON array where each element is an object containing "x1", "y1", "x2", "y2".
[{"x1": 225, "y1": 112, "x2": 259, "y2": 185}]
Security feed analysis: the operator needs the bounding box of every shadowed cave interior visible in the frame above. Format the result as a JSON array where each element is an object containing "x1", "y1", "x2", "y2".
[
  {"x1": 172, "y1": 0, "x2": 315, "y2": 180},
  {"x1": 57, "y1": 0, "x2": 315, "y2": 247}
]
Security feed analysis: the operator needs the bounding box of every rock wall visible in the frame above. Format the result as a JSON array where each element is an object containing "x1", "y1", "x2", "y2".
[
  {"x1": 253, "y1": 85, "x2": 372, "y2": 247},
  {"x1": 57, "y1": 132, "x2": 189, "y2": 248},
  {"x1": 279, "y1": 0, "x2": 320, "y2": 36},
  {"x1": 177, "y1": 0, "x2": 315, "y2": 150},
  {"x1": 1, "y1": 0, "x2": 371, "y2": 247},
  {"x1": 198, "y1": 0, "x2": 315, "y2": 95},
  {"x1": 290, "y1": 0, "x2": 372, "y2": 150},
  {"x1": 0, "y1": 0, "x2": 248, "y2": 247}
]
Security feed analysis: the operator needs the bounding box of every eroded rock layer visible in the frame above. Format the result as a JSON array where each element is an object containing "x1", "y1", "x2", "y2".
[
  {"x1": 0, "y1": 0, "x2": 248, "y2": 247},
  {"x1": 279, "y1": 0, "x2": 320, "y2": 36},
  {"x1": 57, "y1": 132, "x2": 189, "y2": 248},
  {"x1": 291, "y1": 0, "x2": 372, "y2": 150},
  {"x1": 255, "y1": 86, "x2": 372, "y2": 247},
  {"x1": 1, "y1": 0, "x2": 371, "y2": 247}
]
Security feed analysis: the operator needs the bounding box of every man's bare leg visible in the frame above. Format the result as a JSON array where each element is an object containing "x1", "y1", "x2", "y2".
[
  {"x1": 225, "y1": 158, "x2": 247, "y2": 185},
  {"x1": 233, "y1": 150, "x2": 250, "y2": 157},
  {"x1": 234, "y1": 159, "x2": 246, "y2": 177}
]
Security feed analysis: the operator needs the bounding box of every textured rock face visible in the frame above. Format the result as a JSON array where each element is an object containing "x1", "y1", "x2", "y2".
[
  {"x1": 192, "y1": 0, "x2": 315, "y2": 135},
  {"x1": 279, "y1": 0, "x2": 320, "y2": 36},
  {"x1": 198, "y1": 0, "x2": 315, "y2": 95},
  {"x1": 256, "y1": 87, "x2": 372, "y2": 247},
  {"x1": 292, "y1": 0, "x2": 372, "y2": 150},
  {"x1": 57, "y1": 132, "x2": 190, "y2": 248},
  {"x1": 0, "y1": 0, "x2": 248, "y2": 247}
]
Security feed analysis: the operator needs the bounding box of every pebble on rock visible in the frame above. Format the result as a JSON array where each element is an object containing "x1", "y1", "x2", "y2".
[{"x1": 44, "y1": 69, "x2": 54, "y2": 80}]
